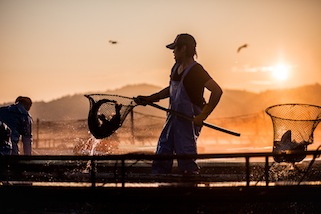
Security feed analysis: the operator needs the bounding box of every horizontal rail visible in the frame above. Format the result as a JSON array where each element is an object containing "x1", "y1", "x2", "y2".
[{"x1": 1, "y1": 150, "x2": 321, "y2": 161}]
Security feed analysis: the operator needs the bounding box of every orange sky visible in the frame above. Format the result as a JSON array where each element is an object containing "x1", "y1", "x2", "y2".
[{"x1": 1, "y1": 0, "x2": 321, "y2": 103}]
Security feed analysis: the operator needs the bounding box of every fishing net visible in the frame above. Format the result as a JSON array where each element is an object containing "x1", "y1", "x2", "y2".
[
  {"x1": 266, "y1": 103, "x2": 321, "y2": 163},
  {"x1": 85, "y1": 94, "x2": 136, "y2": 139}
]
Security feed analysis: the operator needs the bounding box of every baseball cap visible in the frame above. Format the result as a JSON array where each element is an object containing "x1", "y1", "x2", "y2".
[
  {"x1": 16, "y1": 96, "x2": 32, "y2": 111},
  {"x1": 166, "y1": 33, "x2": 196, "y2": 49}
]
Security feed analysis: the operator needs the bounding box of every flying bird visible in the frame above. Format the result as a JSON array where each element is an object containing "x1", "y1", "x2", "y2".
[
  {"x1": 237, "y1": 44, "x2": 248, "y2": 53},
  {"x1": 109, "y1": 40, "x2": 118, "y2": 45}
]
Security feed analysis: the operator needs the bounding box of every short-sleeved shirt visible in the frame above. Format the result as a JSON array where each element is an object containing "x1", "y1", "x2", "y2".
[{"x1": 171, "y1": 62, "x2": 212, "y2": 107}]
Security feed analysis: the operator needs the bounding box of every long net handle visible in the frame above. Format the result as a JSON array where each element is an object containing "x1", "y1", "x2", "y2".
[
  {"x1": 144, "y1": 102, "x2": 241, "y2": 137},
  {"x1": 85, "y1": 93, "x2": 241, "y2": 137}
]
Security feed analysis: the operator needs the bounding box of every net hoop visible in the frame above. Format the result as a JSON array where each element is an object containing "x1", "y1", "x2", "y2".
[{"x1": 265, "y1": 103, "x2": 321, "y2": 122}]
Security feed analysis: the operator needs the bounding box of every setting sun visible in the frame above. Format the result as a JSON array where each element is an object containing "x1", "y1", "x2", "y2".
[{"x1": 271, "y1": 63, "x2": 291, "y2": 81}]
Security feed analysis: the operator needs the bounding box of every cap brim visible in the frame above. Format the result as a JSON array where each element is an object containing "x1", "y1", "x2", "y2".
[{"x1": 166, "y1": 43, "x2": 176, "y2": 49}]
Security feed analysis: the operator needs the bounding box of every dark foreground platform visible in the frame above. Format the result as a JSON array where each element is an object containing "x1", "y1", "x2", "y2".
[
  {"x1": 1, "y1": 185, "x2": 321, "y2": 213},
  {"x1": 1, "y1": 152, "x2": 321, "y2": 213}
]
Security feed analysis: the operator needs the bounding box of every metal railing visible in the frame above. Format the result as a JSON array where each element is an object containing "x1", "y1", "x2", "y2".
[{"x1": 1, "y1": 150, "x2": 321, "y2": 188}]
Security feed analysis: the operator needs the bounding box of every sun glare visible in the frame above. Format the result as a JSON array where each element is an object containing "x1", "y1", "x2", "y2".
[{"x1": 271, "y1": 63, "x2": 291, "y2": 81}]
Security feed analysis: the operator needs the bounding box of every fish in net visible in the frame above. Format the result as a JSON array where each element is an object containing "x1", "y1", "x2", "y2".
[
  {"x1": 85, "y1": 94, "x2": 136, "y2": 139},
  {"x1": 266, "y1": 103, "x2": 321, "y2": 163}
]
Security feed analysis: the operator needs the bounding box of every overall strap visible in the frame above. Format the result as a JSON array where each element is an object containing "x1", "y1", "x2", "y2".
[{"x1": 181, "y1": 61, "x2": 197, "y2": 80}]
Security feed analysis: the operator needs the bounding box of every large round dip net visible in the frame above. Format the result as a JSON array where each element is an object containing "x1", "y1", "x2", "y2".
[
  {"x1": 84, "y1": 94, "x2": 136, "y2": 139},
  {"x1": 266, "y1": 103, "x2": 321, "y2": 163}
]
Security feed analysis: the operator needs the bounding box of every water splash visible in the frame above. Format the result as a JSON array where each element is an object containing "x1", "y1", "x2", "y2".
[
  {"x1": 89, "y1": 136, "x2": 100, "y2": 155},
  {"x1": 83, "y1": 135, "x2": 101, "y2": 173}
]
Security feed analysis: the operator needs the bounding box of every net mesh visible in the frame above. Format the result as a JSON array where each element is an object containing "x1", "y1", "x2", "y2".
[
  {"x1": 266, "y1": 103, "x2": 321, "y2": 163},
  {"x1": 85, "y1": 94, "x2": 136, "y2": 139}
]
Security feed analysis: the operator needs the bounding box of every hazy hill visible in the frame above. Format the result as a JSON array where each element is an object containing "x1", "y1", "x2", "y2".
[
  {"x1": 212, "y1": 83, "x2": 321, "y2": 118},
  {"x1": 4, "y1": 83, "x2": 321, "y2": 121}
]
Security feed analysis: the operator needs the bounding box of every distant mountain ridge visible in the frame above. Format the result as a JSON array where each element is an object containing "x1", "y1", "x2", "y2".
[
  {"x1": 5, "y1": 83, "x2": 321, "y2": 121},
  {"x1": 213, "y1": 83, "x2": 321, "y2": 118}
]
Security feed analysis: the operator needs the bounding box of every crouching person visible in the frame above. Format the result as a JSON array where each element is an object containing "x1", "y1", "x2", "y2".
[{"x1": 0, "y1": 96, "x2": 33, "y2": 155}]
